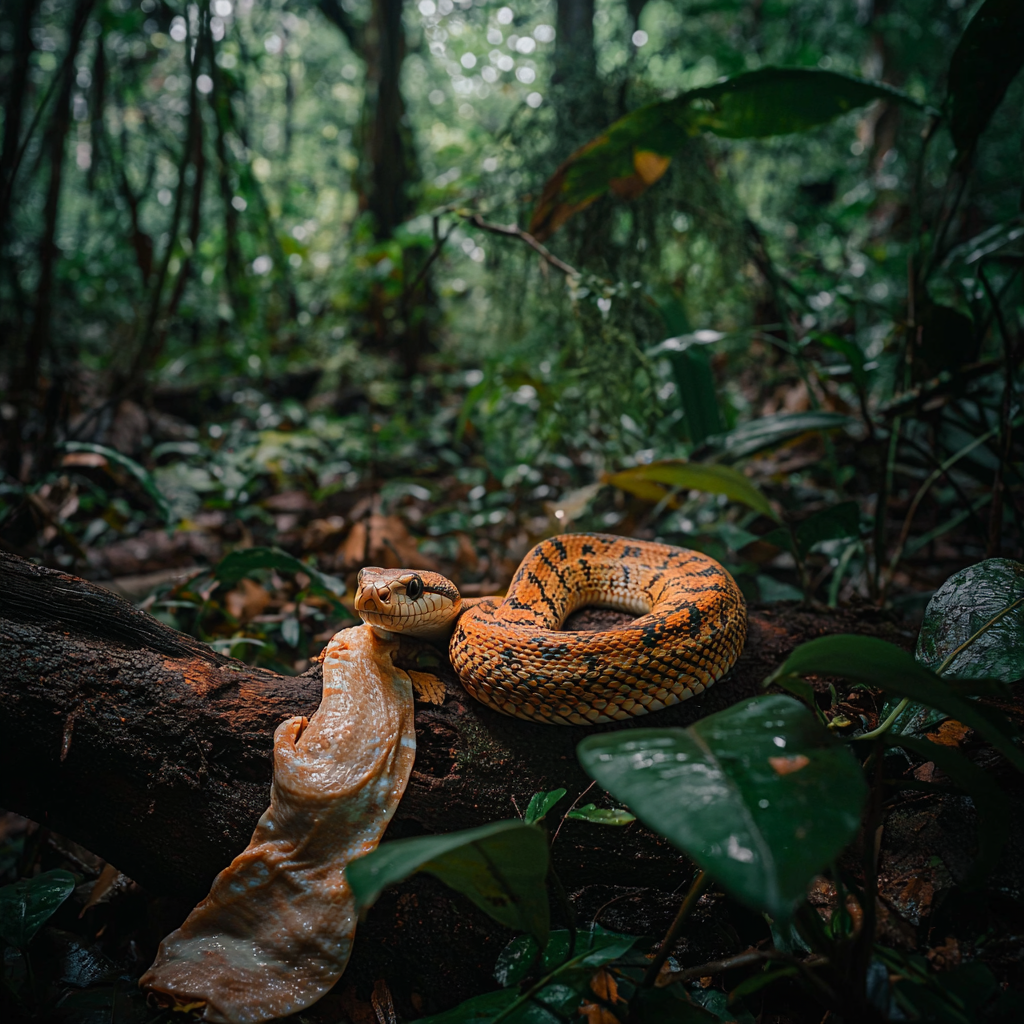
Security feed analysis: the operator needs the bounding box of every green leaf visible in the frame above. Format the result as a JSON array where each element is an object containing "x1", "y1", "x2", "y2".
[
  {"x1": 347, "y1": 820, "x2": 550, "y2": 948},
  {"x1": 793, "y1": 502, "x2": 860, "y2": 558},
  {"x1": 688, "y1": 67, "x2": 920, "y2": 139},
  {"x1": 708, "y1": 412, "x2": 855, "y2": 461},
  {"x1": 605, "y1": 460, "x2": 778, "y2": 522},
  {"x1": 769, "y1": 635, "x2": 1024, "y2": 771},
  {"x1": 524, "y1": 788, "x2": 566, "y2": 825},
  {"x1": 494, "y1": 928, "x2": 640, "y2": 988},
  {"x1": 947, "y1": 0, "x2": 1024, "y2": 157},
  {"x1": 418, "y1": 988, "x2": 519, "y2": 1024},
  {"x1": 634, "y1": 986, "x2": 723, "y2": 1023},
  {"x1": 211, "y1": 546, "x2": 345, "y2": 599},
  {"x1": 916, "y1": 559, "x2": 1024, "y2": 683},
  {"x1": 650, "y1": 297, "x2": 725, "y2": 445},
  {"x1": 816, "y1": 334, "x2": 869, "y2": 389},
  {"x1": 891, "y1": 736, "x2": 1009, "y2": 890},
  {"x1": 529, "y1": 68, "x2": 920, "y2": 239},
  {"x1": 564, "y1": 803, "x2": 636, "y2": 825},
  {"x1": 281, "y1": 617, "x2": 301, "y2": 647},
  {"x1": 577, "y1": 695, "x2": 868, "y2": 920},
  {"x1": 0, "y1": 870, "x2": 77, "y2": 949},
  {"x1": 58, "y1": 441, "x2": 173, "y2": 524}
]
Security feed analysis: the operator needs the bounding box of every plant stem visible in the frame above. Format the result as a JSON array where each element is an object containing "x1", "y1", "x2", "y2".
[
  {"x1": 858, "y1": 698, "x2": 910, "y2": 742},
  {"x1": 642, "y1": 869, "x2": 709, "y2": 988}
]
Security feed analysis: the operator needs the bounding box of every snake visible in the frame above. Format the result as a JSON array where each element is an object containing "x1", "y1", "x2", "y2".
[
  {"x1": 141, "y1": 533, "x2": 745, "y2": 1022},
  {"x1": 355, "y1": 532, "x2": 747, "y2": 725}
]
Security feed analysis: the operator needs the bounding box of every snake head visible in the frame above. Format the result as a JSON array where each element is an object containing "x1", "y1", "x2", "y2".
[{"x1": 354, "y1": 567, "x2": 461, "y2": 641}]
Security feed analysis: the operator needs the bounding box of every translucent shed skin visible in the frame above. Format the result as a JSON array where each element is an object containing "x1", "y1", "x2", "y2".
[{"x1": 140, "y1": 625, "x2": 415, "y2": 1024}]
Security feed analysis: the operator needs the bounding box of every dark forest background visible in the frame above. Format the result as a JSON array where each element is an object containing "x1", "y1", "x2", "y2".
[{"x1": 1, "y1": 0, "x2": 1023, "y2": 1020}]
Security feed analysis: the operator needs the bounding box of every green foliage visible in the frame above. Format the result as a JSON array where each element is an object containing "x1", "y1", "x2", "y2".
[
  {"x1": 577, "y1": 696, "x2": 867, "y2": 920},
  {"x1": 606, "y1": 460, "x2": 778, "y2": 522},
  {"x1": 347, "y1": 820, "x2": 551, "y2": 948},
  {"x1": 915, "y1": 559, "x2": 1024, "y2": 682},
  {"x1": 769, "y1": 634, "x2": 1024, "y2": 770},
  {"x1": 523, "y1": 789, "x2": 566, "y2": 825},
  {"x1": 530, "y1": 68, "x2": 922, "y2": 237},
  {"x1": 0, "y1": 871, "x2": 76, "y2": 950},
  {"x1": 946, "y1": 0, "x2": 1024, "y2": 157},
  {"x1": 564, "y1": 804, "x2": 636, "y2": 826}
]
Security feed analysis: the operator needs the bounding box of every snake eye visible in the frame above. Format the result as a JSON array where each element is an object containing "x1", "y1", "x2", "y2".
[{"x1": 405, "y1": 576, "x2": 424, "y2": 600}]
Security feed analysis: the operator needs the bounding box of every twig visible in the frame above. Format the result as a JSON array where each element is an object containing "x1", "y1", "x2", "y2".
[
  {"x1": 642, "y1": 869, "x2": 709, "y2": 987},
  {"x1": 460, "y1": 213, "x2": 579, "y2": 277}
]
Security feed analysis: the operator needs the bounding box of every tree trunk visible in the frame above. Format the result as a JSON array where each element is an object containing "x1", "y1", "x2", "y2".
[{"x1": 0, "y1": 552, "x2": 911, "y2": 1012}]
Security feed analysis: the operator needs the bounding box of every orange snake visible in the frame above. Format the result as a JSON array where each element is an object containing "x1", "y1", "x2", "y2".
[{"x1": 356, "y1": 532, "x2": 747, "y2": 725}]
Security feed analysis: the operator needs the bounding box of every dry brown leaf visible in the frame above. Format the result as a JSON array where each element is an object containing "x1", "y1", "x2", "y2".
[
  {"x1": 225, "y1": 578, "x2": 272, "y2": 622},
  {"x1": 340, "y1": 514, "x2": 437, "y2": 571}
]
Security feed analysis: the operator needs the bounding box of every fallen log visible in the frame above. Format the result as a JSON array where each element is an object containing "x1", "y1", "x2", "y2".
[{"x1": 0, "y1": 551, "x2": 912, "y2": 1014}]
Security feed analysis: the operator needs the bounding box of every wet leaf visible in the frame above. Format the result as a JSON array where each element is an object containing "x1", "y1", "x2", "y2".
[
  {"x1": 494, "y1": 928, "x2": 640, "y2": 987},
  {"x1": 347, "y1": 820, "x2": 550, "y2": 948},
  {"x1": 524, "y1": 788, "x2": 566, "y2": 825},
  {"x1": 564, "y1": 803, "x2": 636, "y2": 825},
  {"x1": 916, "y1": 558, "x2": 1024, "y2": 683},
  {"x1": 577, "y1": 695, "x2": 867, "y2": 919},
  {"x1": 770, "y1": 635, "x2": 1024, "y2": 770},
  {"x1": 947, "y1": 0, "x2": 1024, "y2": 157},
  {"x1": 0, "y1": 869, "x2": 77, "y2": 949},
  {"x1": 605, "y1": 460, "x2": 778, "y2": 522}
]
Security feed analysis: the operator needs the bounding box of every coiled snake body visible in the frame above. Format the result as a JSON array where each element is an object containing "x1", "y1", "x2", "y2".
[{"x1": 356, "y1": 532, "x2": 747, "y2": 725}]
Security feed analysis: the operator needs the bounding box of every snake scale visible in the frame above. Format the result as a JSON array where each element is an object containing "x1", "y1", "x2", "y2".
[
  {"x1": 356, "y1": 532, "x2": 747, "y2": 725},
  {"x1": 142, "y1": 533, "x2": 745, "y2": 1021}
]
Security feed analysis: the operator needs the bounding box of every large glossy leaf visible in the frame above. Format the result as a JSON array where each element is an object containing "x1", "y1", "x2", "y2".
[
  {"x1": 0, "y1": 870, "x2": 77, "y2": 949},
  {"x1": 947, "y1": 0, "x2": 1024, "y2": 157},
  {"x1": 708, "y1": 412, "x2": 855, "y2": 461},
  {"x1": 210, "y1": 546, "x2": 345, "y2": 599},
  {"x1": 605, "y1": 460, "x2": 778, "y2": 522},
  {"x1": 770, "y1": 635, "x2": 1024, "y2": 770},
  {"x1": 530, "y1": 68, "x2": 920, "y2": 239},
  {"x1": 347, "y1": 820, "x2": 550, "y2": 948},
  {"x1": 916, "y1": 558, "x2": 1024, "y2": 683},
  {"x1": 577, "y1": 695, "x2": 868, "y2": 919}
]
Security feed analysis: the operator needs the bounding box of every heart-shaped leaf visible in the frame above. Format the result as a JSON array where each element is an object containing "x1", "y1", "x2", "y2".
[{"x1": 577, "y1": 695, "x2": 867, "y2": 919}]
